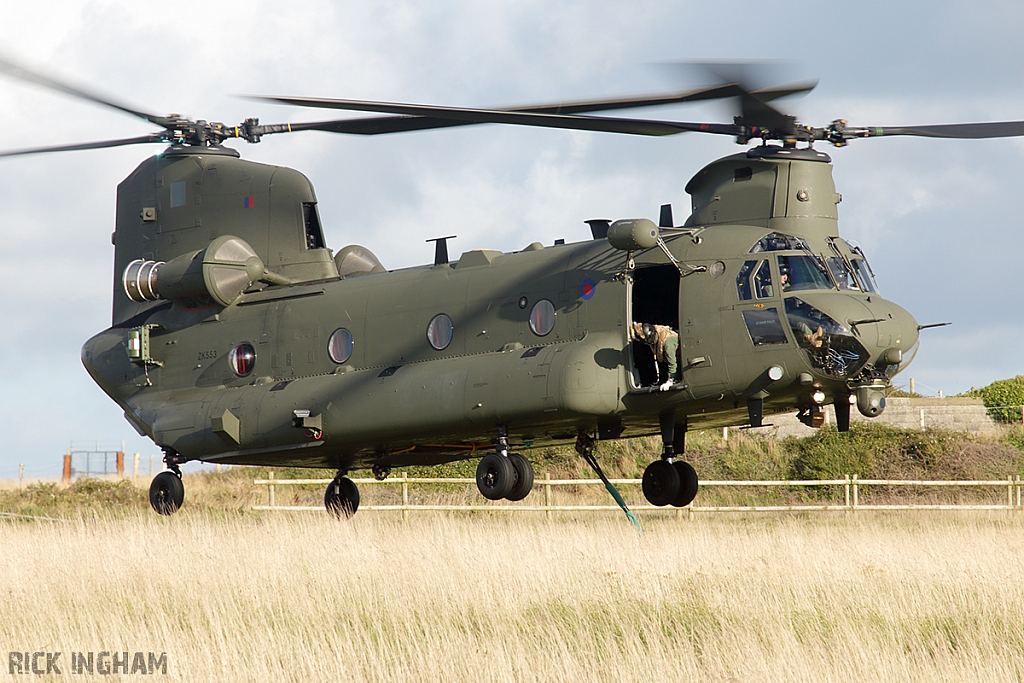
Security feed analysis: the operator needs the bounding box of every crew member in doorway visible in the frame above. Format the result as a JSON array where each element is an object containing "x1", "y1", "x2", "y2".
[{"x1": 630, "y1": 322, "x2": 680, "y2": 391}]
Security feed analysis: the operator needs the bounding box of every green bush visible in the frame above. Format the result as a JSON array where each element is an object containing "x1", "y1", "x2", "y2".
[
  {"x1": 962, "y1": 375, "x2": 1024, "y2": 423},
  {"x1": 784, "y1": 423, "x2": 990, "y2": 480}
]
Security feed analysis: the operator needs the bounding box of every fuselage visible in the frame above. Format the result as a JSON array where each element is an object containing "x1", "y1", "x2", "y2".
[{"x1": 81, "y1": 145, "x2": 918, "y2": 473}]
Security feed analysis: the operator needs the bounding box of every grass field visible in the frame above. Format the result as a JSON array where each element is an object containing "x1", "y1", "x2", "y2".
[{"x1": 3, "y1": 511, "x2": 1023, "y2": 682}]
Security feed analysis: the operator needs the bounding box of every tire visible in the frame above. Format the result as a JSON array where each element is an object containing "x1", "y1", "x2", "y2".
[
  {"x1": 670, "y1": 461, "x2": 699, "y2": 508},
  {"x1": 505, "y1": 453, "x2": 534, "y2": 501},
  {"x1": 149, "y1": 471, "x2": 184, "y2": 515},
  {"x1": 325, "y1": 477, "x2": 360, "y2": 518},
  {"x1": 642, "y1": 459, "x2": 680, "y2": 507},
  {"x1": 476, "y1": 453, "x2": 515, "y2": 500}
]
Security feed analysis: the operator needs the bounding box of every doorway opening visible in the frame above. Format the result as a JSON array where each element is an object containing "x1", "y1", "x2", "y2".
[{"x1": 630, "y1": 264, "x2": 680, "y2": 388}]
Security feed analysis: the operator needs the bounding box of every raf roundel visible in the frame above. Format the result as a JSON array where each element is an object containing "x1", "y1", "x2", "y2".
[{"x1": 580, "y1": 278, "x2": 597, "y2": 300}]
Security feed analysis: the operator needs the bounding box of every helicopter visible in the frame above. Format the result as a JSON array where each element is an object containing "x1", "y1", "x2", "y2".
[{"x1": 3, "y1": 57, "x2": 1021, "y2": 518}]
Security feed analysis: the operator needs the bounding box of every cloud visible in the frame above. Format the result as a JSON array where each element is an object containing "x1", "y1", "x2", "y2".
[{"x1": 1, "y1": 0, "x2": 1022, "y2": 476}]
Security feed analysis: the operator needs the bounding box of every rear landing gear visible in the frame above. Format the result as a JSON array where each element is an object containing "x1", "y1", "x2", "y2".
[
  {"x1": 150, "y1": 471, "x2": 184, "y2": 515},
  {"x1": 149, "y1": 448, "x2": 186, "y2": 515},
  {"x1": 325, "y1": 474, "x2": 360, "y2": 518},
  {"x1": 641, "y1": 413, "x2": 699, "y2": 508}
]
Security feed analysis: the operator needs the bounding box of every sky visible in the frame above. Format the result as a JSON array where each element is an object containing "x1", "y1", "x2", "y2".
[{"x1": 1, "y1": 0, "x2": 1023, "y2": 478}]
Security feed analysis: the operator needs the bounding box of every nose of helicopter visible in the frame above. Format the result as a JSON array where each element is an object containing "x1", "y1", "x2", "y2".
[
  {"x1": 785, "y1": 291, "x2": 919, "y2": 403},
  {"x1": 855, "y1": 296, "x2": 919, "y2": 371}
]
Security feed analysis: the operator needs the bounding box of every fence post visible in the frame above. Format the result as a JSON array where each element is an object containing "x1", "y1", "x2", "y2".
[
  {"x1": 18, "y1": 463, "x2": 24, "y2": 488},
  {"x1": 402, "y1": 472, "x2": 409, "y2": 521},
  {"x1": 545, "y1": 472, "x2": 552, "y2": 521},
  {"x1": 844, "y1": 474, "x2": 851, "y2": 511},
  {"x1": 116, "y1": 451, "x2": 125, "y2": 478},
  {"x1": 268, "y1": 471, "x2": 275, "y2": 508},
  {"x1": 852, "y1": 474, "x2": 859, "y2": 511},
  {"x1": 1017, "y1": 475, "x2": 1021, "y2": 510},
  {"x1": 133, "y1": 453, "x2": 140, "y2": 481},
  {"x1": 149, "y1": 454, "x2": 154, "y2": 476},
  {"x1": 1008, "y1": 477, "x2": 1014, "y2": 511},
  {"x1": 63, "y1": 452, "x2": 72, "y2": 483}
]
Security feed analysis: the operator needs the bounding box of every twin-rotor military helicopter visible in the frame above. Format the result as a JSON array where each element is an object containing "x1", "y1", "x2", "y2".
[{"x1": 3, "y1": 58, "x2": 1019, "y2": 518}]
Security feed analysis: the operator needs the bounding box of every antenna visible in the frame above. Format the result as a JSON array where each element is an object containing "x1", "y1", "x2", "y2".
[{"x1": 426, "y1": 235, "x2": 456, "y2": 265}]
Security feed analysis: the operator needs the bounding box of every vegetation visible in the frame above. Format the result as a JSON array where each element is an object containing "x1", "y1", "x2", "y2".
[
  {"x1": 2, "y1": 512, "x2": 1022, "y2": 682},
  {"x1": 4, "y1": 423, "x2": 1024, "y2": 517},
  {"x1": 960, "y1": 374, "x2": 1024, "y2": 423},
  {"x1": 4, "y1": 425, "x2": 1023, "y2": 680}
]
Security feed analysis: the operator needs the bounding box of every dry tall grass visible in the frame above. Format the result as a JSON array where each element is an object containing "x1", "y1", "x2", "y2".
[{"x1": 2, "y1": 512, "x2": 1023, "y2": 682}]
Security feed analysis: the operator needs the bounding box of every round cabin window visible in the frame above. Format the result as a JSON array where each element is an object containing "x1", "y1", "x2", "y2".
[
  {"x1": 229, "y1": 342, "x2": 256, "y2": 377},
  {"x1": 328, "y1": 328, "x2": 354, "y2": 364},
  {"x1": 427, "y1": 313, "x2": 454, "y2": 351},
  {"x1": 529, "y1": 299, "x2": 555, "y2": 336}
]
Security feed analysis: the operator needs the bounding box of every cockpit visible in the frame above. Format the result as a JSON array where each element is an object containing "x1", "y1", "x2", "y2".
[{"x1": 735, "y1": 232, "x2": 882, "y2": 380}]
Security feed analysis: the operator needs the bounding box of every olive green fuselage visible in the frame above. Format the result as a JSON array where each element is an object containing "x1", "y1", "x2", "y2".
[{"x1": 81, "y1": 146, "x2": 918, "y2": 472}]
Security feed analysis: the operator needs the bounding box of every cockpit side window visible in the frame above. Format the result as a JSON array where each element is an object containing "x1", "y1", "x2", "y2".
[
  {"x1": 844, "y1": 240, "x2": 880, "y2": 293},
  {"x1": 754, "y1": 260, "x2": 773, "y2": 298},
  {"x1": 736, "y1": 259, "x2": 757, "y2": 301},
  {"x1": 825, "y1": 256, "x2": 859, "y2": 291},
  {"x1": 778, "y1": 254, "x2": 833, "y2": 292},
  {"x1": 850, "y1": 258, "x2": 878, "y2": 293}
]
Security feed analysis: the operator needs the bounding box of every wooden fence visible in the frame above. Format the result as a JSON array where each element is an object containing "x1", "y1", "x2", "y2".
[{"x1": 253, "y1": 472, "x2": 1024, "y2": 515}]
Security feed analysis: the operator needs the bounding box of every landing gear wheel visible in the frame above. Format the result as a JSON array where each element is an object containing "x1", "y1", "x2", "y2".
[
  {"x1": 476, "y1": 453, "x2": 515, "y2": 500},
  {"x1": 505, "y1": 453, "x2": 534, "y2": 501},
  {"x1": 642, "y1": 460, "x2": 680, "y2": 507},
  {"x1": 670, "y1": 461, "x2": 699, "y2": 508},
  {"x1": 325, "y1": 477, "x2": 360, "y2": 518},
  {"x1": 149, "y1": 471, "x2": 184, "y2": 515}
]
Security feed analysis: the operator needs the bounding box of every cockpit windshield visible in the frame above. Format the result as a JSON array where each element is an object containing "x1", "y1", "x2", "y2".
[{"x1": 778, "y1": 254, "x2": 833, "y2": 293}]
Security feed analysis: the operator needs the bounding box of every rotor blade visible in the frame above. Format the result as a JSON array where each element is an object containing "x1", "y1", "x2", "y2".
[
  {"x1": 860, "y1": 120, "x2": 1024, "y2": 139},
  {"x1": 749, "y1": 79, "x2": 819, "y2": 102},
  {"x1": 0, "y1": 133, "x2": 167, "y2": 158},
  {"x1": 246, "y1": 83, "x2": 766, "y2": 136},
  {"x1": 247, "y1": 96, "x2": 744, "y2": 137},
  {"x1": 661, "y1": 60, "x2": 815, "y2": 130},
  {"x1": 496, "y1": 83, "x2": 746, "y2": 114},
  {"x1": 0, "y1": 54, "x2": 171, "y2": 127}
]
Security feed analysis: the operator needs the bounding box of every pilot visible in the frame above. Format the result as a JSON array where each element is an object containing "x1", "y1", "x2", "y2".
[
  {"x1": 630, "y1": 322, "x2": 680, "y2": 391},
  {"x1": 795, "y1": 321, "x2": 825, "y2": 348}
]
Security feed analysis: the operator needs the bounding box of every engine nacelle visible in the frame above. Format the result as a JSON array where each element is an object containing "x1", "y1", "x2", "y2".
[{"x1": 123, "y1": 235, "x2": 269, "y2": 307}]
